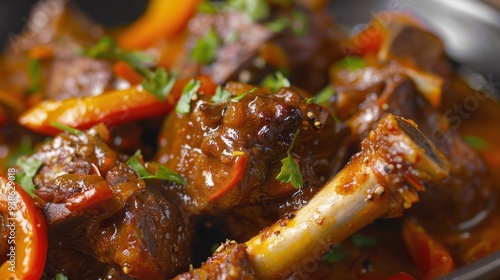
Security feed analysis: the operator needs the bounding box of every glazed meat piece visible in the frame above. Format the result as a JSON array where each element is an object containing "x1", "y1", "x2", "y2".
[
  {"x1": 91, "y1": 183, "x2": 193, "y2": 279},
  {"x1": 20, "y1": 124, "x2": 193, "y2": 279},
  {"x1": 174, "y1": 8, "x2": 346, "y2": 93},
  {"x1": 156, "y1": 82, "x2": 350, "y2": 214},
  {"x1": 5, "y1": 0, "x2": 118, "y2": 101},
  {"x1": 174, "y1": 242, "x2": 257, "y2": 280}
]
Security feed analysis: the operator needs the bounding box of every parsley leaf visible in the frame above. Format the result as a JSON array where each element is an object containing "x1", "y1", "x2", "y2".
[
  {"x1": 55, "y1": 273, "x2": 68, "y2": 280},
  {"x1": 261, "y1": 72, "x2": 291, "y2": 92},
  {"x1": 191, "y1": 29, "x2": 221, "y2": 65},
  {"x1": 463, "y1": 135, "x2": 488, "y2": 151},
  {"x1": 211, "y1": 86, "x2": 232, "y2": 103},
  {"x1": 15, "y1": 157, "x2": 43, "y2": 197},
  {"x1": 291, "y1": 10, "x2": 308, "y2": 37},
  {"x1": 50, "y1": 122, "x2": 83, "y2": 136},
  {"x1": 81, "y1": 36, "x2": 177, "y2": 102},
  {"x1": 229, "y1": 0, "x2": 270, "y2": 22},
  {"x1": 232, "y1": 87, "x2": 256, "y2": 102},
  {"x1": 335, "y1": 56, "x2": 367, "y2": 71},
  {"x1": 28, "y1": 58, "x2": 42, "y2": 93},
  {"x1": 276, "y1": 130, "x2": 303, "y2": 189},
  {"x1": 350, "y1": 234, "x2": 380, "y2": 248},
  {"x1": 314, "y1": 85, "x2": 335, "y2": 106},
  {"x1": 7, "y1": 136, "x2": 33, "y2": 167},
  {"x1": 321, "y1": 244, "x2": 347, "y2": 264},
  {"x1": 176, "y1": 79, "x2": 202, "y2": 115},
  {"x1": 142, "y1": 68, "x2": 176, "y2": 102},
  {"x1": 266, "y1": 17, "x2": 291, "y2": 33},
  {"x1": 126, "y1": 150, "x2": 186, "y2": 185}
]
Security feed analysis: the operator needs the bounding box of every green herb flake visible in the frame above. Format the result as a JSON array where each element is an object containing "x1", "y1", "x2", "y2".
[
  {"x1": 314, "y1": 85, "x2": 335, "y2": 106},
  {"x1": 176, "y1": 79, "x2": 202, "y2": 115},
  {"x1": 211, "y1": 85, "x2": 232, "y2": 103},
  {"x1": 261, "y1": 72, "x2": 291, "y2": 92},
  {"x1": 292, "y1": 10, "x2": 308, "y2": 37},
  {"x1": 28, "y1": 58, "x2": 42, "y2": 93},
  {"x1": 126, "y1": 150, "x2": 186, "y2": 185},
  {"x1": 142, "y1": 68, "x2": 176, "y2": 102},
  {"x1": 15, "y1": 157, "x2": 43, "y2": 197},
  {"x1": 232, "y1": 88, "x2": 256, "y2": 102},
  {"x1": 55, "y1": 273, "x2": 68, "y2": 280},
  {"x1": 50, "y1": 122, "x2": 83, "y2": 136},
  {"x1": 350, "y1": 234, "x2": 380, "y2": 248},
  {"x1": 266, "y1": 17, "x2": 291, "y2": 33},
  {"x1": 463, "y1": 135, "x2": 488, "y2": 151},
  {"x1": 81, "y1": 36, "x2": 117, "y2": 59},
  {"x1": 7, "y1": 136, "x2": 33, "y2": 167},
  {"x1": 81, "y1": 36, "x2": 177, "y2": 102},
  {"x1": 191, "y1": 29, "x2": 221, "y2": 65},
  {"x1": 276, "y1": 130, "x2": 303, "y2": 189},
  {"x1": 229, "y1": 0, "x2": 270, "y2": 22},
  {"x1": 335, "y1": 56, "x2": 367, "y2": 72},
  {"x1": 321, "y1": 244, "x2": 347, "y2": 264},
  {"x1": 225, "y1": 29, "x2": 239, "y2": 44}
]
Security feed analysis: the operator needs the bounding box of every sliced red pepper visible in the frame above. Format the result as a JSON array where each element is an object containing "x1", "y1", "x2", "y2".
[
  {"x1": 401, "y1": 220, "x2": 454, "y2": 280},
  {"x1": 207, "y1": 154, "x2": 249, "y2": 203},
  {"x1": 65, "y1": 179, "x2": 114, "y2": 212},
  {"x1": 0, "y1": 175, "x2": 48, "y2": 280},
  {"x1": 113, "y1": 61, "x2": 144, "y2": 85},
  {"x1": 18, "y1": 76, "x2": 217, "y2": 135},
  {"x1": 0, "y1": 107, "x2": 6, "y2": 126}
]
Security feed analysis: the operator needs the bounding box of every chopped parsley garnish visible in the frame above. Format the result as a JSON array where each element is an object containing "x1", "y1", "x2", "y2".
[
  {"x1": 50, "y1": 122, "x2": 83, "y2": 136},
  {"x1": 261, "y1": 72, "x2": 291, "y2": 92},
  {"x1": 351, "y1": 234, "x2": 380, "y2": 248},
  {"x1": 142, "y1": 68, "x2": 177, "y2": 102},
  {"x1": 276, "y1": 129, "x2": 303, "y2": 189},
  {"x1": 7, "y1": 136, "x2": 33, "y2": 167},
  {"x1": 176, "y1": 79, "x2": 202, "y2": 115},
  {"x1": 126, "y1": 150, "x2": 186, "y2": 185},
  {"x1": 232, "y1": 87, "x2": 256, "y2": 102},
  {"x1": 229, "y1": 0, "x2": 270, "y2": 22},
  {"x1": 335, "y1": 56, "x2": 367, "y2": 71},
  {"x1": 211, "y1": 85, "x2": 232, "y2": 103},
  {"x1": 191, "y1": 28, "x2": 221, "y2": 65},
  {"x1": 55, "y1": 273, "x2": 68, "y2": 280},
  {"x1": 81, "y1": 36, "x2": 177, "y2": 102},
  {"x1": 197, "y1": 1, "x2": 228, "y2": 14},
  {"x1": 15, "y1": 157, "x2": 43, "y2": 197},
  {"x1": 308, "y1": 85, "x2": 341, "y2": 124},
  {"x1": 321, "y1": 244, "x2": 347, "y2": 264},
  {"x1": 266, "y1": 17, "x2": 291, "y2": 33},
  {"x1": 291, "y1": 10, "x2": 308, "y2": 37},
  {"x1": 463, "y1": 135, "x2": 488, "y2": 151},
  {"x1": 314, "y1": 85, "x2": 335, "y2": 106},
  {"x1": 28, "y1": 58, "x2": 42, "y2": 93}
]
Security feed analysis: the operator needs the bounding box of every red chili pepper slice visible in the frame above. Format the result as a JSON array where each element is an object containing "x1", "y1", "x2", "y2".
[
  {"x1": 18, "y1": 76, "x2": 217, "y2": 135},
  {"x1": 401, "y1": 220, "x2": 454, "y2": 280},
  {"x1": 0, "y1": 174, "x2": 48, "y2": 280}
]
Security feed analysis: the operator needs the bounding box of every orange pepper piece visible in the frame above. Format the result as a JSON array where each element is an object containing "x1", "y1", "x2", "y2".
[{"x1": 117, "y1": 0, "x2": 200, "y2": 50}]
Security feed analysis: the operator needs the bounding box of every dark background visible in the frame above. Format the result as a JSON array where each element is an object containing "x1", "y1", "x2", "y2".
[
  {"x1": 1, "y1": 0, "x2": 499, "y2": 91},
  {"x1": 0, "y1": 0, "x2": 148, "y2": 49}
]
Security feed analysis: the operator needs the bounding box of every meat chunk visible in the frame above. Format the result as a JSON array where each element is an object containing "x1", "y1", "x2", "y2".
[
  {"x1": 90, "y1": 184, "x2": 193, "y2": 279},
  {"x1": 174, "y1": 8, "x2": 346, "y2": 93},
  {"x1": 156, "y1": 83, "x2": 350, "y2": 214},
  {"x1": 174, "y1": 241, "x2": 256, "y2": 280},
  {"x1": 20, "y1": 124, "x2": 193, "y2": 279}
]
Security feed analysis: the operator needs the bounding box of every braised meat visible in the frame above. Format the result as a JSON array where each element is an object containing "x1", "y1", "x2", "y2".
[
  {"x1": 174, "y1": 8, "x2": 346, "y2": 93},
  {"x1": 156, "y1": 82, "x2": 350, "y2": 214},
  {"x1": 20, "y1": 124, "x2": 193, "y2": 279},
  {"x1": 331, "y1": 62, "x2": 492, "y2": 230}
]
